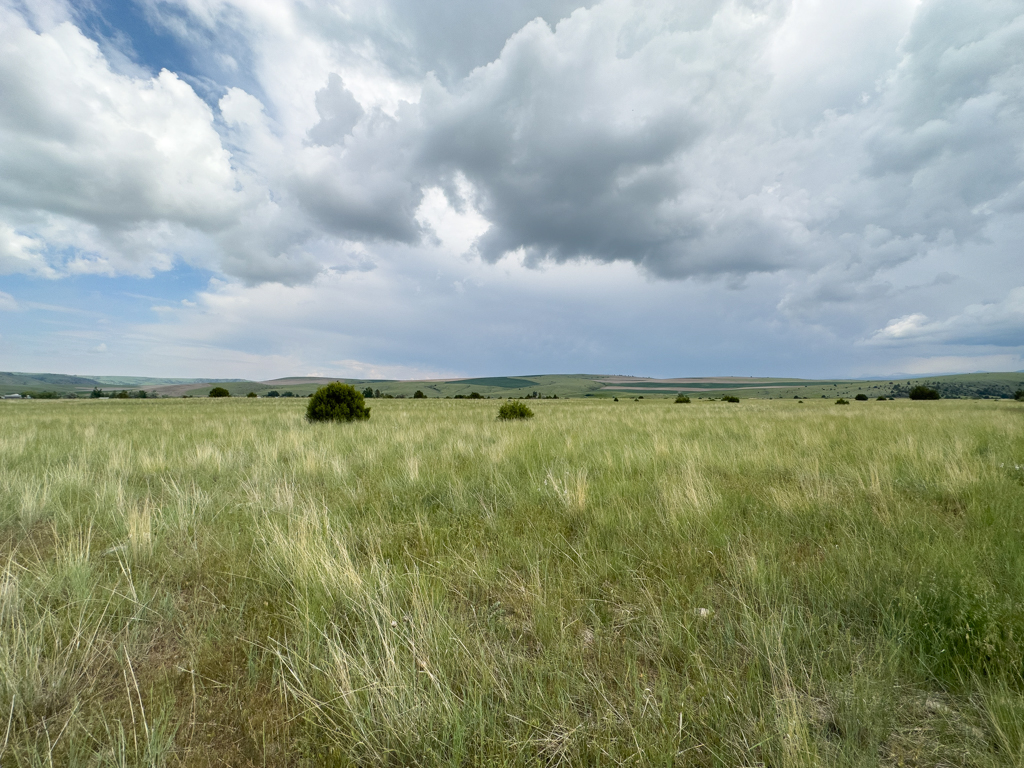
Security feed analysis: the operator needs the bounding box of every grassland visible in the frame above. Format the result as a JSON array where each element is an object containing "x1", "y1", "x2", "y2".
[
  {"x1": 1, "y1": 397, "x2": 1024, "y2": 766},
  {"x1": 5, "y1": 370, "x2": 1024, "y2": 401}
]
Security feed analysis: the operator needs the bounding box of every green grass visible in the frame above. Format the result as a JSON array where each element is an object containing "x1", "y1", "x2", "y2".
[{"x1": 1, "y1": 398, "x2": 1024, "y2": 766}]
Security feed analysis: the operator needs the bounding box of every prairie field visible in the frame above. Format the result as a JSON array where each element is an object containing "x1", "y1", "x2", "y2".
[{"x1": 1, "y1": 397, "x2": 1024, "y2": 767}]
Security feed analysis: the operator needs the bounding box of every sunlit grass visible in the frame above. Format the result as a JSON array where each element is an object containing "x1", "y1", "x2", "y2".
[{"x1": 0, "y1": 397, "x2": 1022, "y2": 765}]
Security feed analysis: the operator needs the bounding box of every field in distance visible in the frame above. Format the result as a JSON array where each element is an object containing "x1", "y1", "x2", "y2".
[
  {"x1": 1, "y1": 396, "x2": 1023, "y2": 765},
  {"x1": 158, "y1": 370, "x2": 1024, "y2": 400},
  {"x1": 7, "y1": 369, "x2": 1021, "y2": 400}
]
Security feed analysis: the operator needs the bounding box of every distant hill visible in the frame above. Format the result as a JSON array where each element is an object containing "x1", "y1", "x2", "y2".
[
  {"x1": 4, "y1": 370, "x2": 1023, "y2": 400},
  {"x1": 0, "y1": 372, "x2": 245, "y2": 396}
]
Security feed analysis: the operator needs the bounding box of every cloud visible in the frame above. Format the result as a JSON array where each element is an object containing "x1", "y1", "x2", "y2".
[
  {"x1": 0, "y1": 290, "x2": 19, "y2": 311},
  {"x1": 0, "y1": 6, "x2": 243, "y2": 273},
  {"x1": 0, "y1": 0, "x2": 1022, "y2": 379},
  {"x1": 869, "y1": 287, "x2": 1024, "y2": 346},
  {"x1": 4, "y1": 0, "x2": 1023, "y2": 288}
]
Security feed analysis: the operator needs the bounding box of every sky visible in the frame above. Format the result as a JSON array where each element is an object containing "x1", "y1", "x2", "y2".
[{"x1": 0, "y1": 0, "x2": 1021, "y2": 381}]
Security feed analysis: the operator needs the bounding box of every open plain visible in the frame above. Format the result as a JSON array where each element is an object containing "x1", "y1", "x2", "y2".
[{"x1": 1, "y1": 397, "x2": 1024, "y2": 766}]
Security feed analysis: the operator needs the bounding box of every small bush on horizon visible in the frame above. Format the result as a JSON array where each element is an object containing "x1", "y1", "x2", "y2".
[
  {"x1": 877, "y1": 396, "x2": 888, "y2": 401},
  {"x1": 246, "y1": 392, "x2": 257, "y2": 398},
  {"x1": 306, "y1": 382, "x2": 371, "y2": 423},
  {"x1": 414, "y1": 390, "x2": 426, "y2": 399},
  {"x1": 675, "y1": 394, "x2": 691, "y2": 403},
  {"x1": 722, "y1": 395, "x2": 740, "y2": 403},
  {"x1": 836, "y1": 398, "x2": 850, "y2": 405},
  {"x1": 362, "y1": 386, "x2": 374, "y2": 398},
  {"x1": 909, "y1": 385, "x2": 941, "y2": 400},
  {"x1": 209, "y1": 387, "x2": 231, "y2": 398},
  {"x1": 265, "y1": 390, "x2": 280, "y2": 397},
  {"x1": 855, "y1": 393, "x2": 868, "y2": 401},
  {"x1": 497, "y1": 400, "x2": 533, "y2": 420},
  {"x1": 1015, "y1": 389, "x2": 1024, "y2": 401}
]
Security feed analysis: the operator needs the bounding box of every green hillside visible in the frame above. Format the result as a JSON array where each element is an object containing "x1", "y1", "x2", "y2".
[{"x1": 6, "y1": 370, "x2": 1024, "y2": 400}]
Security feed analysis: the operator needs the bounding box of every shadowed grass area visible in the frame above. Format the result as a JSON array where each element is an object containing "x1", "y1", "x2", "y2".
[{"x1": 0, "y1": 397, "x2": 1023, "y2": 766}]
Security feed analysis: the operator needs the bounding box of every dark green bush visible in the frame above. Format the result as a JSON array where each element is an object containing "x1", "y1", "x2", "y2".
[
  {"x1": 674, "y1": 394, "x2": 691, "y2": 403},
  {"x1": 246, "y1": 392, "x2": 257, "y2": 398},
  {"x1": 836, "y1": 398, "x2": 849, "y2": 405},
  {"x1": 362, "y1": 387, "x2": 374, "y2": 398},
  {"x1": 908, "y1": 385, "x2": 940, "y2": 400},
  {"x1": 855, "y1": 393, "x2": 868, "y2": 401},
  {"x1": 306, "y1": 383, "x2": 370, "y2": 423},
  {"x1": 722, "y1": 395, "x2": 739, "y2": 403},
  {"x1": 413, "y1": 390, "x2": 426, "y2": 399},
  {"x1": 1015, "y1": 389, "x2": 1024, "y2": 401},
  {"x1": 877, "y1": 396, "x2": 887, "y2": 401},
  {"x1": 266, "y1": 391, "x2": 280, "y2": 398},
  {"x1": 497, "y1": 400, "x2": 533, "y2": 420},
  {"x1": 468, "y1": 392, "x2": 483, "y2": 399},
  {"x1": 209, "y1": 387, "x2": 230, "y2": 398},
  {"x1": 90, "y1": 387, "x2": 103, "y2": 399}
]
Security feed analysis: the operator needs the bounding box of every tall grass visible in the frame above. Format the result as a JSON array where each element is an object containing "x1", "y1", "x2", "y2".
[{"x1": 0, "y1": 397, "x2": 1022, "y2": 765}]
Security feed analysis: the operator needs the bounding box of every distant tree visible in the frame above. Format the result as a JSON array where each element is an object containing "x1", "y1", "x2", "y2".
[
  {"x1": 722, "y1": 395, "x2": 739, "y2": 403},
  {"x1": 374, "y1": 389, "x2": 381, "y2": 398},
  {"x1": 497, "y1": 400, "x2": 533, "y2": 420},
  {"x1": 247, "y1": 392, "x2": 257, "y2": 398},
  {"x1": 413, "y1": 390, "x2": 426, "y2": 398},
  {"x1": 266, "y1": 391, "x2": 280, "y2": 397},
  {"x1": 114, "y1": 390, "x2": 130, "y2": 399},
  {"x1": 362, "y1": 387, "x2": 374, "y2": 398},
  {"x1": 282, "y1": 391, "x2": 294, "y2": 397},
  {"x1": 136, "y1": 390, "x2": 147, "y2": 399},
  {"x1": 306, "y1": 382, "x2": 370, "y2": 423},
  {"x1": 675, "y1": 394, "x2": 691, "y2": 403},
  {"x1": 613, "y1": 397, "x2": 619, "y2": 402},
  {"x1": 908, "y1": 385, "x2": 940, "y2": 400},
  {"x1": 209, "y1": 387, "x2": 230, "y2": 398},
  {"x1": 855, "y1": 394, "x2": 868, "y2": 401},
  {"x1": 1015, "y1": 389, "x2": 1024, "y2": 401},
  {"x1": 90, "y1": 387, "x2": 103, "y2": 399}
]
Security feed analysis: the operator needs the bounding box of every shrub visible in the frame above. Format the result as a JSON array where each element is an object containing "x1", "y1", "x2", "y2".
[
  {"x1": 247, "y1": 392, "x2": 257, "y2": 398},
  {"x1": 908, "y1": 385, "x2": 940, "y2": 400},
  {"x1": 362, "y1": 387, "x2": 374, "y2": 398},
  {"x1": 613, "y1": 397, "x2": 619, "y2": 402},
  {"x1": 468, "y1": 392, "x2": 483, "y2": 399},
  {"x1": 722, "y1": 395, "x2": 739, "y2": 403},
  {"x1": 209, "y1": 387, "x2": 230, "y2": 398},
  {"x1": 877, "y1": 395, "x2": 887, "y2": 401},
  {"x1": 497, "y1": 400, "x2": 533, "y2": 420},
  {"x1": 675, "y1": 394, "x2": 691, "y2": 403},
  {"x1": 90, "y1": 387, "x2": 103, "y2": 398},
  {"x1": 1015, "y1": 389, "x2": 1024, "y2": 401},
  {"x1": 306, "y1": 383, "x2": 371, "y2": 423},
  {"x1": 836, "y1": 398, "x2": 849, "y2": 405},
  {"x1": 413, "y1": 390, "x2": 426, "y2": 399},
  {"x1": 266, "y1": 391, "x2": 280, "y2": 398},
  {"x1": 855, "y1": 393, "x2": 868, "y2": 401}
]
